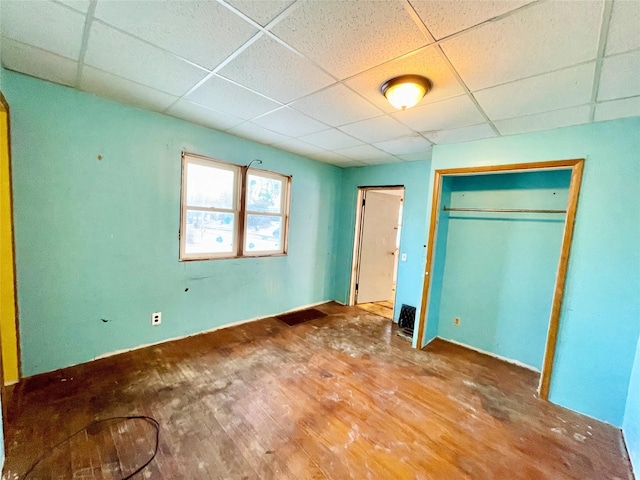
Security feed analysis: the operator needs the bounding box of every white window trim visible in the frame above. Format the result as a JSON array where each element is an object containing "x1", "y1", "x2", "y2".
[
  {"x1": 243, "y1": 168, "x2": 291, "y2": 257},
  {"x1": 179, "y1": 152, "x2": 291, "y2": 261}
]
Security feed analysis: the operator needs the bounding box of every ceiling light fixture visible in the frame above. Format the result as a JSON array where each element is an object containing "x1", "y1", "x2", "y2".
[{"x1": 380, "y1": 75, "x2": 432, "y2": 110}]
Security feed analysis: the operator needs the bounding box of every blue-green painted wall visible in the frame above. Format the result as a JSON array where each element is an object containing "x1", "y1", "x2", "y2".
[
  {"x1": 3, "y1": 71, "x2": 341, "y2": 377},
  {"x1": 624, "y1": 334, "x2": 640, "y2": 475},
  {"x1": 424, "y1": 177, "x2": 451, "y2": 343},
  {"x1": 433, "y1": 171, "x2": 570, "y2": 370},
  {"x1": 4, "y1": 68, "x2": 640, "y2": 432},
  {"x1": 427, "y1": 117, "x2": 640, "y2": 426},
  {"x1": 333, "y1": 160, "x2": 430, "y2": 340}
]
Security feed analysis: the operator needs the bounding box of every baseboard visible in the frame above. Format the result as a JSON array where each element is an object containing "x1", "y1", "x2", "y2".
[
  {"x1": 437, "y1": 336, "x2": 541, "y2": 373},
  {"x1": 22, "y1": 300, "x2": 334, "y2": 381},
  {"x1": 93, "y1": 299, "x2": 333, "y2": 362}
]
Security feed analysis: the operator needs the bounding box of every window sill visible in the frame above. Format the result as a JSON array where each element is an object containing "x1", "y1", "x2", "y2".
[{"x1": 179, "y1": 252, "x2": 288, "y2": 262}]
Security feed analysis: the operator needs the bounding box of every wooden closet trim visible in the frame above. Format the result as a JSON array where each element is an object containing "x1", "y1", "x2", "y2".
[{"x1": 415, "y1": 158, "x2": 585, "y2": 401}]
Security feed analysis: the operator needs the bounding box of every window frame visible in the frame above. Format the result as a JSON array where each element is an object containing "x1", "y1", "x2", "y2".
[
  {"x1": 243, "y1": 168, "x2": 290, "y2": 257},
  {"x1": 179, "y1": 152, "x2": 291, "y2": 261}
]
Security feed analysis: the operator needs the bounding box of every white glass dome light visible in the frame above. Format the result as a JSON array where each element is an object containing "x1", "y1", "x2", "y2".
[{"x1": 381, "y1": 75, "x2": 432, "y2": 110}]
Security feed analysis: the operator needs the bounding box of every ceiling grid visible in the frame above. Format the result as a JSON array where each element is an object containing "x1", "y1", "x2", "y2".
[
  {"x1": 73, "y1": 0, "x2": 97, "y2": 86},
  {"x1": 588, "y1": 0, "x2": 615, "y2": 122},
  {"x1": 1, "y1": 0, "x2": 638, "y2": 167}
]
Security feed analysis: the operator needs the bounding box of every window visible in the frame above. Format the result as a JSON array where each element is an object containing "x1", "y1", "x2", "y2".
[{"x1": 180, "y1": 153, "x2": 290, "y2": 260}]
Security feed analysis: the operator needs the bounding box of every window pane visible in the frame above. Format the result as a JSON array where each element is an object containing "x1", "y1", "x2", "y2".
[
  {"x1": 185, "y1": 210, "x2": 235, "y2": 255},
  {"x1": 245, "y1": 215, "x2": 282, "y2": 253},
  {"x1": 187, "y1": 163, "x2": 235, "y2": 209},
  {"x1": 247, "y1": 174, "x2": 283, "y2": 214}
]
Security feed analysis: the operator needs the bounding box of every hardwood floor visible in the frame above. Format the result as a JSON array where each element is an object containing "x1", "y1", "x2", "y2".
[
  {"x1": 356, "y1": 300, "x2": 394, "y2": 319},
  {"x1": 3, "y1": 303, "x2": 633, "y2": 479}
]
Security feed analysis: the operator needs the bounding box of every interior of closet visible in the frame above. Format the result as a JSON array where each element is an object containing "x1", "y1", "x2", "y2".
[{"x1": 425, "y1": 169, "x2": 573, "y2": 372}]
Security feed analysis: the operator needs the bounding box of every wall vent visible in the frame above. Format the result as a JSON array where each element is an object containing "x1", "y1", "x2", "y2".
[{"x1": 398, "y1": 304, "x2": 416, "y2": 340}]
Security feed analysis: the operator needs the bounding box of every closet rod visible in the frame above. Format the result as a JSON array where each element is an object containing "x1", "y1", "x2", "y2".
[{"x1": 443, "y1": 206, "x2": 567, "y2": 214}]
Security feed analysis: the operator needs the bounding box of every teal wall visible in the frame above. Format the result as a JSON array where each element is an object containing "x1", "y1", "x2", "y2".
[
  {"x1": 426, "y1": 117, "x2": 640, "y2": 426},
  {"x1": 3, "y1": 68, "x2": 640, "y2": 433},
  {"x1": 424, "y1": 176, "x2": 451, "y2": 343},
  {"x1": 3, "y1": 71, "x2": 341, "y2": 376},
  {"x1": 333, "y1": 161, "x2": 430, "y2": 342},
  {"x1": 433, "y1": 171, "x2": 570, "y2": 370},
  {"x1": 624, "y1": 334, "x2": 640, "y2": 475}
]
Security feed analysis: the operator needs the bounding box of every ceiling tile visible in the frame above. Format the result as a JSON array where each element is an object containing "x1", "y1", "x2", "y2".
[
  {"x1": 441, "y1": 1, "x2": 603, "y2": 91},
  {"x1": 94, "y1": 1, "x2": 257, "y2": 70},
  {"x1": 594, "y1": 97, "x2": 640, "y2": 122},
  {"x1": 252, "y1": 108, "x2": 327, "y2": 137},
  {"x1": 307, "y1": 151, "x2": 356, "y2": 165},
  {"x1": 1, "y1": 0, "x2": 85, "y2": 60},
  {"x1": 218, "y1": 35, "x2": 335, "y2": 103},
  {"x1": 474, "y1": 62, "x2": 596, "y2": 121},
  {"x1": 494, "y1": 105, "x2": 591, "y2": 136},
  {"x1": 398, "y1": 151, "x2": 433, "y2": 162},
  {"x1": 299, "y1": 129, "x2": 363, "y2": 150},
  {"x1": 374, "y1": 135, "x2": 432, "y2": 156},
  {"x1": 360, "y1": 156, "x2": 404, "y2": 166},
  {"x1": 425, "y1": 123, "x2": 496, "y2": 144},
  {"x1": 225, "y1": 0, "x2": 295, "y2": 26},
  {"x1": 333, "y1": 144, "x2": 397, "y2": 162},
  {"x1": 409, "y1": 0, "x2": 533, "y2": 40},
  {"x1": 291, "y1": 83, "x2": 381, "y2": 127},
  {"x1": 344, "y1": 46, "x2": 465, "y2": 114},
  {"x1": 272, "y1": 138, "x2": 326, "y2": 156},
  {"x1": 58, "y1": 0, "x2": 90, "y2": 13},
  {"x1": 1, "y1": 38, "x2": 78, "y2": 87},
  {"x1": 80, "y1": 67, "x2": 179, "y2": 113},
  {"x1": 166, "y1": 100, "x2": 244, "y2": 131},
  {"x1": 605, "y1": 0, "x2": 640, "y2": 56},
  {"x1": 227, "y1": 122, "x2": 290, "y2": 145},
  {"x1": 186, "y1": 74, "x2": 281, "y2": 120},
  {"x1": 85, "y1": 23, "x2": 208, "y2": 97},
  {"x1": 271, "y1": 0, "x2": 430, "y2": 79},
  {"x1": 393, "y1": 95, "x2": 485, "y2": 132},
  {"x1": 597, "y1": 51, "x2": 640, "y2": 101},
  {"x1": 339, "y1": 116, "x2": 414, "y2": 144},
  {"x1": 337, "y1": 161, "x2": 368, "y2": 168}
]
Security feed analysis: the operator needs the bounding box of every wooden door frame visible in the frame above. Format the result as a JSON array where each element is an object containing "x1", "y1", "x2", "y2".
[
  {"x1": 349, "y1": 185, "x2": 405, "y2": 306},
  {"x1": 414, "y1": 159, "x2": 584, "y2": 400}
]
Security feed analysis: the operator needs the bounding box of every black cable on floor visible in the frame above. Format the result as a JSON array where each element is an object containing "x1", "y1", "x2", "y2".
[{"x1": 22, "y1": 415, "x2": 160, "y2": 480}]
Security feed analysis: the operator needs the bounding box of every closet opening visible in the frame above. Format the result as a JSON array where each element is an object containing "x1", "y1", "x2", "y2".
[
  {"x1": 416, "y1": 160, "x2": 584, "y2": 399},
  {"x1": 350, "y1": 186, "x2": 405, "y2": 321}
]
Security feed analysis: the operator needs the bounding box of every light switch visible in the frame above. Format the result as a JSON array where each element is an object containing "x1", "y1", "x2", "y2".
[{"x1": 401, "y1": 253, "x2": 407, "y2": 262}]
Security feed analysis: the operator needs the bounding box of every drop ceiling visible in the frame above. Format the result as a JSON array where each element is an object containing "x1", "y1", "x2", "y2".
[{"x1": 1, "y1": 0, "x2": 639, "y2": 168}]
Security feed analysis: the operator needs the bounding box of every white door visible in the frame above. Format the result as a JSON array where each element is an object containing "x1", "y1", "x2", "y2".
[{"x1": 357, "y1": 191, "x2": 402, "y2": 304}]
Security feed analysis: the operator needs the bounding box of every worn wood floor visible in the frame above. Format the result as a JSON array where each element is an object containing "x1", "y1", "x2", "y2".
[
  {"x1": 356, "y1": 300, "x2": 394, "y2": 320},
  {"x1": 3, "y1": 303, "x2": 633, "y2": 479}
]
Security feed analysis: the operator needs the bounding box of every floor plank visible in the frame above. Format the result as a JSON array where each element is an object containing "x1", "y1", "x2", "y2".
[
  {"x1": 356, "y1": 301, "x2": 394, "y2": 319},
  {"x1": 3, "y1": 303, "x2": 633, "y2": 479}
]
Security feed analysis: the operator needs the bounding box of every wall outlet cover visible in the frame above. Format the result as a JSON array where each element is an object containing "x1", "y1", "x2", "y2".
[{"x1": 152, "y1": 312, "x2": 162, "y2": 326}]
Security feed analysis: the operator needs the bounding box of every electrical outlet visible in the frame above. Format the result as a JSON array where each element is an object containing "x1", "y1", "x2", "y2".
[
  {"x1": 152, "y1": 312, "x2": 162, "y2": 326},
  {"x1": 454, "y1": 317, "x2": 460, "y2": 326}
]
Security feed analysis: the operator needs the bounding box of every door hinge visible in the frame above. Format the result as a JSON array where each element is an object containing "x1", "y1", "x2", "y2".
[
  {"x1": 362, "y1": 198, "x2": 366, "y2": 206},
  {"x1": 355, "y1": 283, "x2": 359, "y2": 291}
]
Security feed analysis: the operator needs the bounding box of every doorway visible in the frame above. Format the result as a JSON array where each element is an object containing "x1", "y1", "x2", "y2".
[{"x1": 350, "y1": 186, "x2": 404, "y2": 320}]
